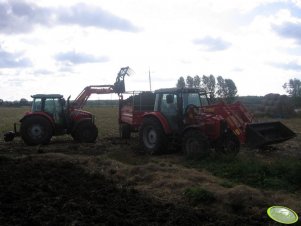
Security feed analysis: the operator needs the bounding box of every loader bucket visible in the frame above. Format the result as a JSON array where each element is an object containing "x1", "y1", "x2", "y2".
[{"x1": 246, "y1": 121, "x2": 296, "y2": 148}]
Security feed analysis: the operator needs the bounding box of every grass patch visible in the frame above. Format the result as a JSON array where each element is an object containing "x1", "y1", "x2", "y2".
[
  {"x1": 185, "y1": 154, "x2": 301, "y2": 192},
  {"x1": 0, "y1": 107, "x2": 29, "y2": 133},
  {"x1": 183, "y1": 187, "x2": 215, "y2": 205}
]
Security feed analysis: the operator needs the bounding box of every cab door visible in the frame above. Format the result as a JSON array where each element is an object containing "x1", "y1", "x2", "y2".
[
  {"x1": 44, "y1": 98, "x2": 65, "y2": 128},
  {"x1": 159, "y1": 93, "x2": 180, "y2": 131}
]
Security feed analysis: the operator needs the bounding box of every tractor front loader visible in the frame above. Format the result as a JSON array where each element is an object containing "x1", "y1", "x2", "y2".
[
  {"x1": 4, "y1": 67, "x2": 132, "y2": 145},
  {"x1": 201, "y1": 101, "x2": 296, "y2": 149},
  {"x1": 119, "y1": 88, "x2": 296, "y2": 156}
]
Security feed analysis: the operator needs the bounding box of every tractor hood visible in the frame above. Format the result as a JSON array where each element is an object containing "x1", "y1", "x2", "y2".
[{"x1": 69, "y1": 109, "x2": 93, "y2": 121}]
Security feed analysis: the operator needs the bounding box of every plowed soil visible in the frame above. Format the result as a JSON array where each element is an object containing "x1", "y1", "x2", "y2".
[
  {"x1": 0, "y1": 137, "x2": 300, "y2": 226},
  {"x1": 0, "y1": 107, "x2": 300, "y2": 225}
]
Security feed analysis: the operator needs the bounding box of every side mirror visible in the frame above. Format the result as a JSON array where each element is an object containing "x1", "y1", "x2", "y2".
[{"x1": 166, "y1": 94, "x2": 174, "y2": 104}]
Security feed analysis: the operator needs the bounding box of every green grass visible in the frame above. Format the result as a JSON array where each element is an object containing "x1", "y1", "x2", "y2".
[
  {"x1": 0, "y1": 107, "x2": 29, "y2": 133},
  {"x1": 86, "y1": 106, "x2": 119, "y2": 138},
  {"x1": 185, "y1": 153, "x2": 301, "y2": 192}
]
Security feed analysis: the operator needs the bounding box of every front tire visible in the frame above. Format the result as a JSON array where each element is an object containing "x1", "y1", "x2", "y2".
[
  {"x1": 20, "y1": 116, "x2": 53, "y2": 146},
  {"x1": 215, "y1": 132, "x2": 240, "y2": 157},
  {"x1": 73, "y1": 122, "x2": 98, "y2": 143},
  {"x1": 139, "y1": 117, "x2": 167, "y2": 154},
  {"x1": 182, "y1": 130, "x2": 209, "y2": 158}
]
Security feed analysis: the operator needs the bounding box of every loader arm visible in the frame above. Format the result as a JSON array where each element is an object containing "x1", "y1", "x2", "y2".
[
  {"x1": 71, "y1": 66, "x2": 133, "y2": 109},
  {"x1": 202, "y1": 101, "x2": 296, "y2": 148},
  {"x1": 71, "y1": 85, "x2": 115, "y2": 109}
]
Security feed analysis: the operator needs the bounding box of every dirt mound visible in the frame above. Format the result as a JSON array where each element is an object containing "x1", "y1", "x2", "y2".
[{"x1": 0, "y1": 156, "x2": 217, "y2": 226}]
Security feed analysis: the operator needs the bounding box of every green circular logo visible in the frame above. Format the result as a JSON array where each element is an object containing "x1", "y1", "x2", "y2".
[{"x1": 267, "y1": 206, "x2": 299, "y2": 224}]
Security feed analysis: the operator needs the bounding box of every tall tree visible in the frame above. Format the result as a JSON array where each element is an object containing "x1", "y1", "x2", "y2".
[
  {"x1": 202, "y1": 75, "x2": 216, "y2": 99},
  {"x1": 225, "y1": 79, "x2": 237, "y2": 103},
  {"x1": 216, "y1": 76, "x2": 226, "y2": 98},
  {"x1": 176, "y1": 76, "x2": 186, "y2": 88},
  {"x1": 283, "y1": 78, "x2": 301, "y2": 97},
  {"x1": 193, "y1": 75, "x2": 201, "y2": 88},
  {"x1": 216, "y1": 76, "x2": 237, "y2": 103},
  {"x1": 186, "y1": 76, "x2": 194, "y2": 88}
]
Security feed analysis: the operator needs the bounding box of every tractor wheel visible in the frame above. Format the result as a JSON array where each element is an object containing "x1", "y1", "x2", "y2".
[
  {"x1": 119, "y1": 123, "x2": 131, "y2": 139},
  {"x1": 20, "y1": 116, "x2": 52, "y2": 146},
  {"x1": 182, "y1": 130, "x2": 209, "y2": 158},
  {"x1": 139, "y1": 117, "x2": 167, "y2": 154},
  {"x1": 215, "y1": 132, "x2": 240, "y2": 157},
  {"x1": 74, "y1": 122, "x2": 98, "y2": 143}
]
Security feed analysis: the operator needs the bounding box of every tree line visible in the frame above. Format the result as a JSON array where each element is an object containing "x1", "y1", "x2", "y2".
[
  {"x1": 176, "y1": 75, "x2": 238, "y2": 103},
  {"x1": 0, "y1": 98, "x2": 30, "y2": 107},
  {"x1": 0, "y1": 78, "x2": 300, "y2": 107},
  {"x1": 283, "y1": 78, "x2": 301, "y2": 107},
  {"x1": 0, "y1": 98, "x2": 119, "y2": 107}
]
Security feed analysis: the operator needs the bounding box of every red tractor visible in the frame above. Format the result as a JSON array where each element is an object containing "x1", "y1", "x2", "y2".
[
  {"x1": 4, "y1": 67, "x2": 131, "y2": 145},
  {"x1": 119, "y1": 88, "x2": 296, "y2": 155}
]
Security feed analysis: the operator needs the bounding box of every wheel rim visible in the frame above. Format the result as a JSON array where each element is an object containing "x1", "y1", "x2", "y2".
[
  {"x1": 223, "y1": 137, "x2": 239, "y2": 154},
  {"x1": 185, "y1": 137, "x2": 200, "y2": 154},
  {"x1": 143, "y1": 126, "x2": 157, "y2": 149},
  {"x1": 28, "y1": 124, "x2": 44, "y2": 140}
]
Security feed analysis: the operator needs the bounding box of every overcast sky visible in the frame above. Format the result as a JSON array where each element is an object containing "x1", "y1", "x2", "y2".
[{"x1": 0, "y1": 0, "x2": 301, "y2": 100}]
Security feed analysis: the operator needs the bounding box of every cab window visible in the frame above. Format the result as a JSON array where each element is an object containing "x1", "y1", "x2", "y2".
[
  {"x1": 182, "y1": 93, "x2": 201, "y2": 110},
  {"x1": 44, "y1": 98, "x2": 62, "y2": 114},
  {"x1": 32, "y1": 98, "x2": 42, "y2": 112},
  {"x1": 160, "y1": 93, "x2": 178, "y2": 115}
]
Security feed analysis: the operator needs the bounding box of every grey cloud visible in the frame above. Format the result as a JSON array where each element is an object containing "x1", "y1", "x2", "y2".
[
  {"x1": 193, "y1": 36, "x2": 231, "y2": 51},
  {"x1": 55, "y1": 51, "x2": 109, "y2": 64},
  {"x1": 0, "y1": 1, "x2": 139, "y2": 34},
  {"x1": 273, "y1": 22, "x2": 301, "y2": 44},
  {"x1": 252, "y1": 2, "x2": 301, "y2": 19},
  {"x1": 0, "y1": 1, "x2": 50, "y2": 34},
  {"x1": 0, "y1": 49, "x2": 31, "y2": 68},
  {"x1": 57, "y1": 3, "x2": 139, "y2": 32},
  {"x1": 271, "y1": 61, "x2": 301, "y2": 71}
]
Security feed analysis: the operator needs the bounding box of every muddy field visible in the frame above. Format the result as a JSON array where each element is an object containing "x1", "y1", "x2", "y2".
[{"x1": 0, "y1": 107, "x2": 300, "y2": 225}]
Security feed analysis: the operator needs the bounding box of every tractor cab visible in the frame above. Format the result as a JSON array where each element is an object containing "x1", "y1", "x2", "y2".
[
  {"x1": 31, "y1": 94, "x2": 66, "y2": 126},
  {"x1": 154, "y1": 88, "x2": 209, "y2": 130}
]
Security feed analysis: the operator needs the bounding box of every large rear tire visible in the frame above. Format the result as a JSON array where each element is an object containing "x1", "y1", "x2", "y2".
[
  {"x1": 182, "y1": 130, "x2": 209, "y2": 158},
  {"x1": 73, "y1": 122, "x2": 98, "y2": 143},
  {"x1": 20, "y1": 116, "x2": 53, "y2": 146},
  {"x1": 139, "y1": 117, "x2": 167, "y2": 154}
]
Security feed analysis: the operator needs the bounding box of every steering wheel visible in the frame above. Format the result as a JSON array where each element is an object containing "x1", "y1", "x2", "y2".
[{"x1": 184, "y1": 104, "x2": 199, "y2": 120}]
